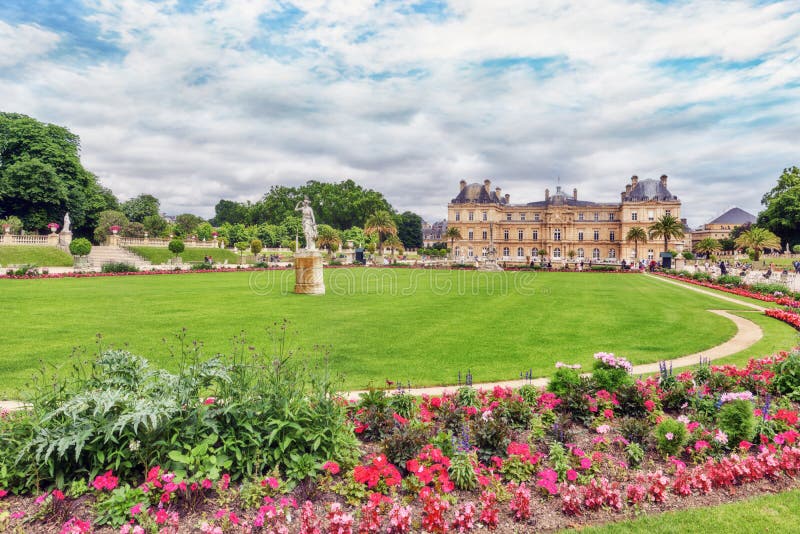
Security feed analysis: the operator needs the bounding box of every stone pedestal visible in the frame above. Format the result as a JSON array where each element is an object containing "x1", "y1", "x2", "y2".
[
  {"x1": 294, "y1": 250, "x2": 325, "y2": 295},
  {"x1": 107, "y1": 234, "x2": 120, "y2": 247},
  {"x1": 48, "y1": 233, "x2": 59, "y2": 246},
  {"x1": 59, "y1": 231, "x2": 73, "y2": 247}
]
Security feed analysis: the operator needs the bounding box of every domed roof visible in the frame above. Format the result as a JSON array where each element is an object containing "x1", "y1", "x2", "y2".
[{"x1": 624, "y1": 179, "x2": 677, "y2": 201}]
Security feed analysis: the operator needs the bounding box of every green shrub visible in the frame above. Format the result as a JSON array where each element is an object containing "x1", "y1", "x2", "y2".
[
  {"x1": 654, "y1": 417, "x2": 688, "y2": 456},
  {"x1": 101, "y1": 262, "x2": 139, "y2": 273},
  {"x1": 381, "y1": 423, "x2": 430, "y2": 470},
  {"x1": 429, "y1": 430, "x2": 456, "y2": 459},
  {"x1": 592, "y1": 364, "x2": 633, "y2": 392},
  {"x1": 717, "y1": 399, "x2": 757, "y2": 445},
  {"x1": 773, "y1": 352, "x2": 800, "y2": 401},
  {"x1": 388, "y1": 391, "x2": 417, "y2": 419},
  {"x1": 190, "y1": 261, "x2": 213, "y2": 270},
  {"x1": 619, "y1": 417, "x2": 652, "y2": 445},
  {"x1": 496, "y1": 397, "x2": 532, "y2": 430},
  {"x1": 250, "y1": 239, "x2": 263, "y2": 256},
  {"x1": 750, "y1": 282, "x2": 790, "y2": 295},
  {"x1": 590, "y1": 265, "x2": 617, "y2": 271},
  {"x1": 454, "y1": 386, "x2": 479, "y2": 408},
  {"x1": 69, "y1": 238, "x2": 92, "y2": 256},
  {"x1": 168, "y1": 239, "x2": 185, "y2": 256},
  {"x1": 692, "y1": 271, "x2": 711, "y2": 281},
  {"x1": 517, "y1": 384, "x2": 539, "y2": 405},
  {"x1": 448, "y1": 451, "x2": 478, "y2": 490},
  {"x1": 716, "y1": 275, "x2": 742, "y2": 286},
  {"x1": 615, "y1": 383, "x2": 648, "y2": 417},
  {"x1": 625, "y1": 442, "x2": 645, "y2": 468},
  {"x1": 473, "y1": 416, "x2": 511, "y2": 464},
  {"x1": 547, "y1": 367, "x2": 582, "y2": 398}
]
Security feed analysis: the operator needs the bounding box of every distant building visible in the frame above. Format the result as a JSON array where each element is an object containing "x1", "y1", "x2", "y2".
[
  {"x1": 422, "y1": 220, "x2": 447, "y2": 247},
  {"x1": 446, "y1": 175, "x2": 684, "y2": 263},
  {"x1": 691, "y1": 207, "x2": 756, "y2": 248}
]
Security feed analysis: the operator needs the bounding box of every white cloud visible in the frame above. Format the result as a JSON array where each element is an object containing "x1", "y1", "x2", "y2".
[
  {"x1": 2, "y1": 0, "x2": 800, "y2": 226},
  {"x1": 0, "y1": 21, "x2": 60, "y2": 68}
]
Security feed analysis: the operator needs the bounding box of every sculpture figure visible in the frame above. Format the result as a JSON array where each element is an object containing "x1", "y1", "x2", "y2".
[
  {"x1": 295, "y1": 197, "x2": 318, "y2": 250},
  {"x1": 63, "y1": 212, "x2": 71, "y2": 233}
]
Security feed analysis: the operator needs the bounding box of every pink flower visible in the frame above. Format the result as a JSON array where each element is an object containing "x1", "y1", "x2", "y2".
[
  {"x1": 567, "y1": 469, "x2": 578, "y2": 481},
  {"x1": 694, "y1": 440, "x2": 710, "y2": 451},
  {"x1": 665, "y1": 432, "x2": 674, "y2": 441},
  {"x1": 580, "y1": 457, "x2": 592, "y2": 470},
  {"x1": 0, "y1": 489, "x2": 7, "y2": 498},
  {"x1": 52, "y1": 489, "x2": 65, "y2": 501},
  {"x1": 596, "y1": 424, "x2": 611, "y2": 434},
  {"x1": 603, "y1": 408, "x2": 614, "y2": 419},
  {"x1": 203, "y1": 397, "x2": 215, "y2": 405},
  {"x1": 130, "y1": 503, "x2": 142, "y2": 516},
  {"x1": 92, "y1": 470, "x2": 119, "y2": 491},
  {"x1": 322, "y1": 461, "x2": 340, "y2": 475},
  {"x1": 266, "y1": 477, "x2": 280, "y2": 489},
  {"x1": 644, "y1": 400, "x2": 656, "y2": 412}
]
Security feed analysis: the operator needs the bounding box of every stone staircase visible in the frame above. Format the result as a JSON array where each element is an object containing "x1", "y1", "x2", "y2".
[{"x1": 88, "y1": 246, "x2": 152, "y2": 269}]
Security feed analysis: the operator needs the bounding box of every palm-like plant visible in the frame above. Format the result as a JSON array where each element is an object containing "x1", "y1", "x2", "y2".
[
  {"x1": 734, "y1": 227, "x2": 781, "y2": 261},
  {"x1": 316, "y1": 224, "x2": 341, "y2": 256},
  {"x1": 648, "y1": 214, "x2": 685, "y2": 253},
  {"x1": 444, "y1": 226, "x2": 462, "y2": 256},
  {"x1": 625, "y1": 226, "x2": 647, "y2": 261},
  {"x1": 694, "y1": 237, "x2": 721, "y2": 258},
  {"x1": 364, "y1": 211, "x2": 397, "y2": 256},
  {"x1": 384, "y1": 234, "x2": 402, "y2": 258}
]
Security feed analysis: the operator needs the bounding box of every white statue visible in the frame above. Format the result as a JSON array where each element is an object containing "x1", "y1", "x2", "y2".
[
  {"x1": 63, "y1": 212, "x2": 71, "y2": 233},
  {"x1": 295, "y1": 197, "x2": 318, "y2": 250}
]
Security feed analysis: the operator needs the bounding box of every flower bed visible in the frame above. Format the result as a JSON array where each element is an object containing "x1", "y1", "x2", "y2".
[
  {"x1": 658, "y1": 272, "x2": 800, "y2": 308},
  {"x1": 3, "y1": 349, "x2": 800, "y2": 532},
  {"x1": 766, "y1": 308, "x2": 800, "y2": 330}
]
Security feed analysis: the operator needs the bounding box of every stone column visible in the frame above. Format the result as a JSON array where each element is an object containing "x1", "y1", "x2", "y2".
[
  {"x1": 294, "y1": 250, "x2": 325, "y2": 295},
  {"x1": 108, "y1": 234, "x2": 120, "y2": 247}
]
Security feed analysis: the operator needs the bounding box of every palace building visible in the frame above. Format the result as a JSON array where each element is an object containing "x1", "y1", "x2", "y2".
[{"x1": 446, "y1": 175, "x2": 687, "y2": 263}]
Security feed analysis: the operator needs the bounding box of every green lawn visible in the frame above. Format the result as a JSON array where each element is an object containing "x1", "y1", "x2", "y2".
[
  {"x1": 0, "y1": 245, "x2": 73, "y2": 267},
  {"x1": 570, "y1": 488, "x2": 800, "y2": 533},
  {"x1": 127, "y1": 246, "x2": 246, "y2": 264},
  {"x1": 711, "y1": 311, "x2": 799, "y2": 367},
  {"x1": 0, "y1": 270, "x2": 762, "y2": 398}
]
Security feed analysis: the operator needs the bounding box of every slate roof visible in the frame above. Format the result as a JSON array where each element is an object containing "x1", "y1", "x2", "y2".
[
  {"x1": 623, "y1": 179, "x2": 678, "y2": 201},
  {"x1": 451, "y1": 183, "x2": 507, "y2": 204},
  {"x1": 708, "y1": 207, "x2": 756, "y2": 226}
]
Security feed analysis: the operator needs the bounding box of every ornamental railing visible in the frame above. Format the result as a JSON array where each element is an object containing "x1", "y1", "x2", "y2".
[{"x1": 0, "y1": 234, "x2": 51, "y2": 245}]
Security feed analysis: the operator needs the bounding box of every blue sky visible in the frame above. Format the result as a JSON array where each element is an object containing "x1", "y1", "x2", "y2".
[{"x1": 1, "y1": 0, "x2": 799, "y2": 226}]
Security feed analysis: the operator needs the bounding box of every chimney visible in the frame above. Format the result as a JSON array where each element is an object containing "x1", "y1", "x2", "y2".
[
  {"x1": 680, "y1": 218, "x2": 687, "y2": 224},
  {"x1": 495, "y1": 186, "x2": 502, "y2": 198},
  {"x1": 621, "y1": 192, "x2": 625, "y2": 201},
  {"x1": 573, "y1": 188, "x2": 578, "y2": 201},
  {"x1": 459, "y1": 180, "x2": 466, "y2": 190},
  {"x1": 505, "y1": 193, "x2": 510, "y2": 203},
  {"x1": 631, "y1": 175, "x2": 639, "y2": 186},
  {"x1": 660, "y1": 174, "x2": 668, "y2": 187},
  {"x1": 545, "y1": 188, "x2": 550, "y2": 202},
  {"x1": 484, "y1": 179, "x2": 491, "y2": 193},
  {"x1": 625, "y1": 184, "x2": 631, "y2": 194}
]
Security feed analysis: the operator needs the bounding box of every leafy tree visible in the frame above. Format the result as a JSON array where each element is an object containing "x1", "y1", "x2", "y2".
[
  {"x1": 384, "y1": 234, "x2": 403, "y2": 258},
  {"x1": 211, "y1": 199, "x2": 249, "y2": 226},
  {"x1": 365, "y1": 210, "x2": 397, "y2": 255},
  {"x1": 196, "y1": 222, "x2": 214, "y2": 241},
  {"x1": 221, "y1": 223, "x2": 250, "y2": 247},
  {"x1": 143, "y1": 214, "x2": 168, "y2": 237},
  {"x1": 168, "y1": 238, "x2": 185, "y2": 258},
  {"x1": 758, "y1": 166, "x2": 800, "y2": 247},
  {"x1": 0, "y1": 112, "x2": 117, "y2": 236},
  {"x1": 121, "y1": 194, "x2": 160, "y2": 223},
  {"x1": 734, "y1": 227, "x2": 781, "y2": 261},
  {"x1": 316, "y1": 224, "x2": 341, "y2": 254},
  {"x1": 341, "y1": 226, "x2": 367, "y2": 248},
  {"x1": 234, "y1": 241, "x2": 249, "y2": 263},
  {"x1": 121, "y1": 222, "x2": 145, "y2": 238},
  {"x1": 625, "y1": 226, "x2": 647, "y2": 261},
  {"x1": 93, "y1": 210, "x2": 129, "y2": 243},
  {"x1": 250, "y1": 238, "x2": 263, "y2": 256},
  {"x1": 255, "y1": 223, "x2": 283, "y2": 247},
  {"x1": 729, "y1": 222, "x2": 752, "y2": 241},
  {"x1": 719, "y1": 237, "x2": 735, "y2": 251},
  {"x1": 279, "y1": 216, "x2": 304, "y2": 248},
  {"x1": 396, "y1": 211, "x2": 423, "y2": 249},
  {"x1": 648, "y1": 214, "x2": 685, "y2": 253},
  {"x1": 694, "y1": 237, "x2": 721, "y2": 257},
  {"x1": 174, "y1": 213, "x2": 204, "y2": 237},
  {"x1": 0, "y1": 215, "x2": 23, "y2": 233},
  {"x1": 444, "y1": 226, "x2": 462, "y2": 255},
  {"x1": 69, "y1": 238, "x2": 92, "y2": 256}
]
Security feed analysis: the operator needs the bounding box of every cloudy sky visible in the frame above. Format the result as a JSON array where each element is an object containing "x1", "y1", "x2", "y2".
[{"x1": 1, "y1": 0, "x2": 799, "y2": 227}]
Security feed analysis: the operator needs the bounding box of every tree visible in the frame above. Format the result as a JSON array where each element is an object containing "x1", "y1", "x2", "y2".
[
  {"x1": 211, "y1": 199, "x2": 249, "y2": 226},
  {"x1": 316, "y1": 224, "x2": 341, "y2": 255},
  {"x1": 734, "y1": 227, "x2": 781, "y2": 261},
  {"x1": 648, "y1": 214, "x2": 685, "y2": 253},
  {"x1": 396, "y1": 211, "x2": 423, "y2": 249},
  {"x1": 168, "y1": 238, "x2": 185, "y2": 258},
  {"x1": 0, "y1": 112, "x2": 117, "y2": 236},
  {"x1": 250, "y1": 238, "x2": 263, "y2": 256},
  {"x1": 122, "y1": 222, "x2": 145, "y2": 237},
  {"x1": 0, "y1": 215, "x2": 23, "y2": 233},
  {"x1": 196, "y1": 222, "x2": 214, "y2": 241},
  {"x1": 694, "y1": 237, "x2": 721, "y2": 257},
  {"x1": 93, "y1": 210, "x2": 129, "y2": 243},
  {"x1": 174, "y1": 213, "x2": 204, "y2": 237},
  {"x1": 143, "y1": 214, "x2": 168, "y2": 237},
  {"x1": 384, "y1": 234, "x2": 403, "y2": 258},
  {"x1": 121, "y1": 194, "x2": 160, "y2": 223},
  {"x1": 758, "y1": 166, "x2": 800, "y2": 247},
  {"x1": 625, "y1": 226, "x2": 647, "y2": 261},
  {"x1": 234, "y1": 241, "x2": 249, "y2": 263},
  {"x1": 341, "y1": 227, "x2": 367, "y2": 248},
  {"x1": 364, "y1": 210, "x2": 397, "y2": 255},
  {"x1": 69, "y1": 238, "x2": 92, "y2": 257},
  {"x1": 444, "y1": 226, "x2": 462, "y2": 256}
]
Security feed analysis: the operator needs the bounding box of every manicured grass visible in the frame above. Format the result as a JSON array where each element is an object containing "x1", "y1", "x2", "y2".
[
  {"x1": 570, "y1": 488, "x2": 800, "y2": 533},
  {"x1": 711, "y1": 311, "x2": 799, "y2": 367},
  {"x1": 0, "y1": 245, "x2": 73, "y2": 267},
  {"x1": 0, "y1": 270, "x2": 756, "y2": 398},
  {"x1": 127, "y1": 246, "x2": 245, "y2": 264}
]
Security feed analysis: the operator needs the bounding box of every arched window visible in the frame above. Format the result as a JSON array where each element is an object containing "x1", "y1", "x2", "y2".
[
  {"x1": 577, "y1": 248, "x2": 584, "y2": 258},
  {"x1": 531, "y1": 248, "x2": 539, "y2": 257},
  {"x1": 502, "y1": 247, "x2": 510, "y2": 257},
  {"x1": 468, "y1": 247, "x2": 473, "y2": 257},
  {"x1": 592, "y1": 248, "x2": 600, "y2": 259},
  {"x1": 609, "y1": 249, "x2": 616, "y2": 258},
  {"x1": 553, "y1": 247, "x2": 562, "y2": 258},
  {"x1": 517, "y1": 247, "x2": 524, "y2": 257},
  {"x1": 554, "y1": 228, "x2": 561, "y2": 241}
]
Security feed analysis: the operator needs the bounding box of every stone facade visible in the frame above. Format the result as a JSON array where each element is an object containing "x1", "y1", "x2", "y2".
[
  {"x1": 691, "y1": 207, "x2": 755, "y2": 248},
  {"x1": 446, "y1": 175, "x2": 685, "y2": 264}
]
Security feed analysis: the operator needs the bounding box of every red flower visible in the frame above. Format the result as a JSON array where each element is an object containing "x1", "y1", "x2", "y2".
[
  {"x1": 323, "y1": 461, "x2": 340, "y2": 475},
  {"x1": 392, "y1": 412, "x2": 408, "y2": 425}
]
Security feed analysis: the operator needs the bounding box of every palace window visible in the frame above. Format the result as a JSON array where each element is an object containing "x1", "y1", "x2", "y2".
[
  {"x1": 531, "y1": 248, "x2": 539, "y2": 257},
  {"x1": 553, "y1": 247, "x2": 562, "y2": 258},
  {"x1": 592, "y1": 248, "x2": 601, "y2": 260},
  {"x1": 482, "y1": 211, "x2": 487, "y2": 221},
  {"x1": 647, "y1": 249, "x2": 654, "y2": 260},
  {"x1": 518, "y1": 229, "x2": 524, "y2": 240},
  {"x1": 468, "y1": 211, "x2": 474, "y2": 221},
  {"x1": 455, "y1": 247, "x2": 460, "y2": 256},
  {"x1": 593, "y1": 230, "x2": 599, "y2": 241},
  {"x1": 609, "y1": 249, "x2": 616, "y2": 258},
  {"x1": 593, "y1": 212, "x2": 599, "y2": 221},
  {"x1": 520, "y1": 213, "x2": 526, "y2": 221},
  {"x1": 631, "y1": 212, "x2": 638, "y2": 221},
  {"x1": 532, "y1": 230, "x2": 538, "y2": 240},
  {"x1": 503, "y1": 247, "x2": 510, "y2": 257},
  {"x1": 578, "y1": 231, "x2": 584, "y2": 241},
  {"x1": 482, "y1": 230, "x2": 487, "y2": 240},
  {"x1": 468, "y1": 247, "x2": 473, "y2": 257},
  {"x1": 578, "y1": 212, "x2": 584, "y2": 221},
  {"x1": 534, "y1": 213, "x2": 540, "y2": 221},
  {"x1": 503, "y1": 229, "x2": 509, "y2": 240},
  {"x1": 468, "y1": 230, "x2": 473, "y2": 241},
  {"x1": 577, "y1": 247, "x2": 585, "y2": 258},
  {"x1": 455, "y1": 212, "x2": 461, "y2": 221},
  {"x1": 517, "y1": 247, "x2": 524, "y2": 257},
  {"x1": 506, "y1": 213, "x2": 512, "y2": 221},
  {"x1": 665, "y1": 209, "x2": 671, "y2": 216},
  {"x1": 554, "y1": 228, "x2": 561, "y2": 241},
  {"x1": 609, "y1": 213, "x2": 614, "y2": 221},
  {"x1": 482, "y1": 247, "x2": 488, "y2": 256},
  {"x1": 648, "y1": 210, "x2": 655, "y2": 221},
  {"x1": 609, "y1": 231, "x2": 615, "y2": 242}
]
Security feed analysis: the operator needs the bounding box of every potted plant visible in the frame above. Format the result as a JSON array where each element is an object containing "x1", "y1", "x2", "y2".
[
  {"x1": 110, "y1": 225, "x2": 121, "y2": 235},
  {"x1": 168, "y1": 238, "x2": 185, "y2": 265},
  {"x1": 47, "y1": 222, "x2": 60, "y2": 234},
  {"x1": 69, "y1": 238, "x2": 92, "y2": 269}
]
